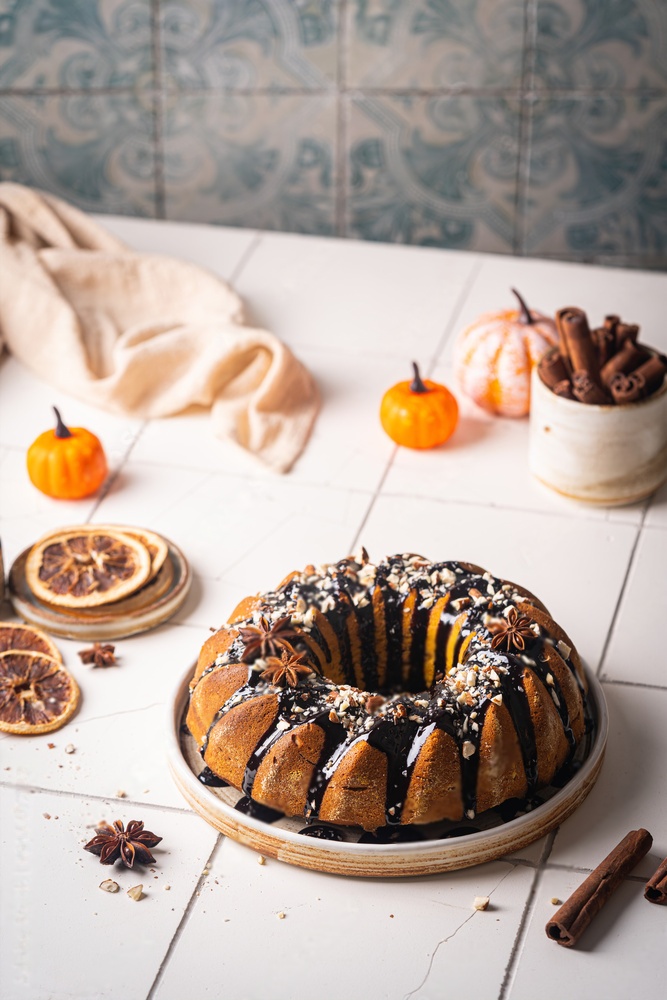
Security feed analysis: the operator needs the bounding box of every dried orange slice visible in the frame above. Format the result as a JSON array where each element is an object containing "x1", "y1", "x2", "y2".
[
  {"x1": 0, "y1": 650, "x2": 79, "y2": 734},
  {"x1": 0, "y1": 621, "x2": 62, "y2": 661},
  {"x1": 94, "y1": 525, "x2": 168, "y2": 580},
  {"x1": 25, "y1": 528, "x2": 152, "y2": 609}
]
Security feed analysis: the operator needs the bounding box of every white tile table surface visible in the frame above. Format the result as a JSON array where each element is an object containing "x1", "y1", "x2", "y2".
[{"x1": 1, "y1": 217, "x2": 666, "y2": 1000}]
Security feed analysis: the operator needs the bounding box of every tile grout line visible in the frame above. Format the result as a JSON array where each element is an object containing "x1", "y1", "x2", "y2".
[
  {"x1": 513, "y1": 0, "x2": 537, "y2": 255},
  {"x1": 2, "y1": 85, "x2": 666, "y2": 98},
  {"x1": 600, "y1": 676, "x2": 667, "y2": 692},
  {"x1": 229, "y1": 230, "x2": 264, "y2": 286},
  {"x1": 349, "y1": 260, "x2": 483, "y2": 552},
  {"x1": 145, "y1": 833, "x2": 224, "y2": 1000},
  {"x1": 0, "y1": 779, "x2": 193, "y2": 814},
  {"x1": 86, "y1": 422, "x2": 148, "y2": 520},
  {"x1": 497, "y1": 828, "x2": 557, "y2": 1000},
  {"x1": 335, "y1": 0, "x2": 350, "y2": 239},
  {"x1": 150, "y1": 0, "x2": 166, "y2": 220},
  {"x1": 595, "y1": 502, "x2": 649, "y2": 677}
]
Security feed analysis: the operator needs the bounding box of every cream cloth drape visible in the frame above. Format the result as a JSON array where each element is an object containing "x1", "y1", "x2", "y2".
[{"x1": 0, "y1": 184, "x2": 319, "y2": 472}]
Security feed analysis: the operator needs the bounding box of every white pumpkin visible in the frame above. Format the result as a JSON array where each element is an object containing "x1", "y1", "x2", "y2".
[{"x1": 454, "y1": 290, "x2": 557, "y2": 417}]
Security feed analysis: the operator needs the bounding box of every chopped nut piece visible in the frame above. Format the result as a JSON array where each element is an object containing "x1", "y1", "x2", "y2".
[
  {"x1": 100, "y1": 879, "x2": 120, "y2": 893},
  {"x1": 557, "y1": 640, "x2": 572, "y2": 660},
  {"x1": 43, "y1": 813, "x2": 51, "y2": 820},
  {"x1": 127, "y1": 884, "x2": 143, "y2": 901},
  {"x1": 473, "y1": 896, "x2": 490, "y2": 911},
  {"x1": 115, "y1": 790, "x2": 127, "y2": 798},
  {"x1": 257, "y1": 855, "x2": 266, "y2": 866},
  {"x1": 277, "y1": 911, "x2": 286, "y2": 919},
  {"x1": 462, "y1": 741, "x2": 476, "y2": 759},
  {"x1": 164, "y1": 884, "x2": 171, "y2": 891},
  {"x1": 64, "y1": 744, "x2": 76, "y2": 754},
  {"x1": 551, "y1": 897, "x2": 562, "y2": 906}
]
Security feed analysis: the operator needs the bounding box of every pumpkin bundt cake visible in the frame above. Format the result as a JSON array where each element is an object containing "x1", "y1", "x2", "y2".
[{"x1": 186, "y1": 552, "x2": 588, "y2": 831}]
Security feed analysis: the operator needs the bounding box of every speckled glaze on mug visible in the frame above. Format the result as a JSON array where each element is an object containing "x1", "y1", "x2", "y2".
[{"x1": 529, "y1": 364, "x2": 667, "y2": 505}]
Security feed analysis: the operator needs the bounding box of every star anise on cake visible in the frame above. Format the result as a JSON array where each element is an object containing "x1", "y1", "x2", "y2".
[
  {"x1": 84, "y1": 819, "x2": 162, "y2": 868},
  {"x1": 237, "y1": 616, "x2": 301, "y2": 661},
  {"x1": 488, "y1": 606, "x2": 534, "y2": 653},
  {"x1": 259, "y1": 650, "x2": 313, "y2": 688},
  {"x1": 78, "y1": 642, "x2": 117, "y2": 668}
]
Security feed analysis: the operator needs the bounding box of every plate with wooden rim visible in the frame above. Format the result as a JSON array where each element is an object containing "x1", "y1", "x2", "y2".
[
  {"x1": 168, "y1": 665, "x2": 608, "y2": 878},
  {"x1": 8, "y1": 534, "x2": 191, "y2": 641}
]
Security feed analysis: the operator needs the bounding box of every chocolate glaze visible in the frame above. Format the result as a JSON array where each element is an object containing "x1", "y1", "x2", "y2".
[
  {"x1": 193, "y1": 556, "x2": 588, "y2": 831},
  {"x1": 198, "y1": 766, "x2": 229, "y2": 787},
  {"x1": 298, "y1": 824, "x2": 344, "y2": 841},
  {"x1": 234, "y1": 796, "x2": 283, "y2": 823}
]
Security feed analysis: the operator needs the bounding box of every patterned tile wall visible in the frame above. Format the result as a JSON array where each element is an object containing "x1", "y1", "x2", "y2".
[{"x1": 0, "y1": 1, "x2": 665, "y2": 268}]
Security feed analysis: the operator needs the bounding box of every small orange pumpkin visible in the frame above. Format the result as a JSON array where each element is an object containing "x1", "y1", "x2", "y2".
[
  {"x1": 27, "y1": 407, "x2": 108, "y2": 500},
  {"x1": 454, "y1": 289, "x2": 557, "y2": 417},
  {"x1": 380, "y1": 363, "x2": 459, "y2": 449}
]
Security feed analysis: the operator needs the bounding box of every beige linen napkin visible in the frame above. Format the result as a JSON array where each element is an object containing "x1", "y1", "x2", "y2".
[{"x1": 0, "y1": 183, "x2": 319, "y2": 472}]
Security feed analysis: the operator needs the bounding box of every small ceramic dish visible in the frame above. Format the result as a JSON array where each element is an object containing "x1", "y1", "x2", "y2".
[{"x1": 529, "y1": 360, "x2": 667, "y2": 505}]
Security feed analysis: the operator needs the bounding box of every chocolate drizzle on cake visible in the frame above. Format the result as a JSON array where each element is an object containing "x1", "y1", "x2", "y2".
[{"x1": 192, "y1": 554, "x2": 586, "y2": 829}]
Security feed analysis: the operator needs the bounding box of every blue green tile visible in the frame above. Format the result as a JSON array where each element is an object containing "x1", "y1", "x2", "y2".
[
  {"x1": 523, "y1": 94, "x2": 667, "y2": 257},
  {"x1": 346, "y1": 94, "x2": 521, "y2": 252},
  {"x1": 534, "y1": 0, "x2": 667, "y2": 90},
  {"x1": 0, "y1": 1, "x2": 152, "y2": 90},
  {"x1": 159, "y1": 0, "x2": 338, "y2": 91},
  {"x1": 0, "y1": 94, "x2": 157, "y2": 216},
  {"x1": 345, "y1": 0, "x2": 526, "y2": 90},
  {"x1": 163, "y1": 92, "x2": 336, "y2": 233}
]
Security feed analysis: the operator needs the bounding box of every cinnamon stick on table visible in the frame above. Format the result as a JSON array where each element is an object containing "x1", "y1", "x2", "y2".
[
  {"x1": 546, "y1": 829, "x2": 653, "y2": 948},
  {"x1": 644, "y1": 856, "x2": 667, "y2": 905}
]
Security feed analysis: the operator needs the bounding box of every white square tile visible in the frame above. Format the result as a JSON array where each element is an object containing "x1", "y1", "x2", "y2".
[
  {"x1": 234, "y1": 232, "x2": 479, "y2": 358},
  {"x1": 0, "y1": 785, "x2": 217, "y2": 1000},
  {"x1": 548, "y1": 683, "x2": 667, "y2": 876},
  {"x1": 94, "y1": 466, "x2": 372, "y2": 593},
  {"x1": 0, "y1": 624, "x2": 202, "y2": 808},
  {"x1": 601, "y1": 528, "x2": 667, "y2": 687},
  {"x1": 360, "y1": 494, "x2": 637, "y2": 671},
  {"x1": 95, "y1": 214, "x2": 259, "y2": 282},
  {"x1": 382, "y1": 362, "x2": 644, "y2": 526},
  {"x1": 507, "y1": 869, "x2": 665, "y2": 1000},
  {"x1": 153, "y1": 836, "x2": 535, "y2": 1000},
  {"x1": 645, "y1": 478, "x2": 667, "y2": 529}
]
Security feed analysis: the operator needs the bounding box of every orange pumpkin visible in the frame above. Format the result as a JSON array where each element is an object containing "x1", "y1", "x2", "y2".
[
  {"x1": 380, "y1": 363, "x2": 458, "y2": 449},
  {"x1": 27, "y1": 407, "x2": 108, "y2": 500},
  {"x1": 454, "y1": 289, "x2": 557, "y2": 417}
]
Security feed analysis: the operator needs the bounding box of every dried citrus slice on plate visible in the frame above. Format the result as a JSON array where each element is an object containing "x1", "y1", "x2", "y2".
[
  {"x1": 0, "y1": 621, "x2": 62, "y2": 661},
  {"x1": 25, "y1": 528, "x2": 152, "y2": 609},
  {"x1": 0, "y1": 650, "x2": 80, "y2": 734},
  {"x1": 93, "y1": 525, "x2": 168, "y2": 580}
]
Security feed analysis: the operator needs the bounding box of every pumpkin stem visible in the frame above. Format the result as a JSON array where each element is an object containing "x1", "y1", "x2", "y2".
[
  {"x1": 53, "y1": 407, "x2": 73, "y2": 439},
  {"x1": 511, "y1": 288, "x2": 534, "y2": 325},
  {"x1": 410, "y1": 362, "x2": 429, "y2": 394}
]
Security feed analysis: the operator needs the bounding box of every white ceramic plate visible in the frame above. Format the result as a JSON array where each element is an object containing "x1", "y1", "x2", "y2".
[{"x1": 167, "y1": 665, "x2": 608, "y2": 877}]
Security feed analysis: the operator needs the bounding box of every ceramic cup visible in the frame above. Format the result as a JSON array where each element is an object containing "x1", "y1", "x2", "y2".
[{"x1": 528, "y1": 362, "x2": 667, "y2": 505}]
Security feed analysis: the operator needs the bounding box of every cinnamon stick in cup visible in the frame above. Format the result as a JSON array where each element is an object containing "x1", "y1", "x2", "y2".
[
  {"x1": 557, "y1": 308, "x2": 600, "y2": 381},
  {"x1": 644, "y1": 856, "x2": 667, "y2": 905},
  {"x1": 633, "y1": 354, "x2": 667, "y2": 395},
  {"x1": 538, "y1": 350, "x2": 570, "y2": 390},
  {"x1": 600, "y1": 340, "x2": 651, "y2": 387},
  {"x1": 546, "y1": 829, "x2": 653, "y2": 948},
  {"x1": 552, "y1": 379, "x2": 575, "y2": 399},
  {"x1": 592, "y1": 327, "x2": 616, "y2": 367},
  {"x1": 616, "y1": 322, "x2": 639, "y2": 349},
  {"x1": 572, "y1": 371, "x2": 609, "y2": 405},
  {"x1": 610, "y1": 372, "x2": 645, "y2": 405}
]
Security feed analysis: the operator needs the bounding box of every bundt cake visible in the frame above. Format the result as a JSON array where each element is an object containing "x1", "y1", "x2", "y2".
[{"x1": 186, "y1": 552, "x2": 588, "y2": 832}]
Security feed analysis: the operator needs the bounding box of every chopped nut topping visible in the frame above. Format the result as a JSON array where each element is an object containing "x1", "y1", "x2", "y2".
[
  {"x1": 127, "y1": 884, "x2": 143, "y2": 901},
  {"x1": 99, "y1": 879, "x2": 120, "y2": 893},
  {"x1": 462, "y1": 741, "x2": 476, "y2": 758},
  {"x1": 473, "y1": 896, "x2": 490, "y2": 911}
]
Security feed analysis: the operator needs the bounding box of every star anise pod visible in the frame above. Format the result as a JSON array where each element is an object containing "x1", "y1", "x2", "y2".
[
  {"x1": 237, "y1": 616, "x2": 301, "y2": 661},
  {"x1": 259, "y1": 650, "x2": 313, "y2": 688},
  {"x1": 84, "y1": 819, "x2": 162, "y2": 868},
  {"x1": 78, "y1": 642, "x2": 117, "y2": 668},
  {"x1": 488, "y1": 606, "x2": 534, "y2": 653}
]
